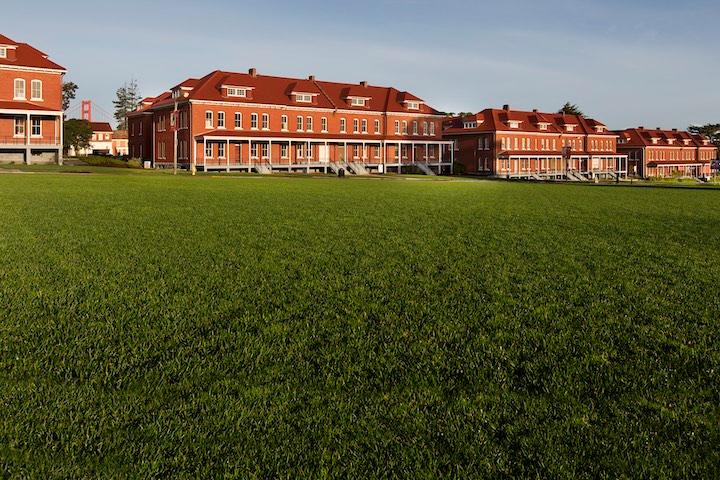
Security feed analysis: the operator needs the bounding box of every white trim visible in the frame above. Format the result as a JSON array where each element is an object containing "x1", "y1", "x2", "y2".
[
  {"x1": 0, "y1": 64, "x2": 66, "y2": 74},
  {"x1": 0, "y1": 108, "x2": 62, "y2": 115}
]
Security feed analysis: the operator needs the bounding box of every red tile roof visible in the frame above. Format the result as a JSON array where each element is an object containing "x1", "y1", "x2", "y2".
[
  {"x1": 134, "y1": 69, "x2": 442, "y2": 115},
  {"x1": 444, "y1": 107, "x2": 615, "y2": 136},
  {"x1": 0, "y1": 100, "x2": 59, "y2": 111},
  {"x1": 90, "y1": 122, "x2": 113, "y2": 133},
  {"x1": 0, "y1": 33, "x2": 65, "y2": 71},
  {"x1": 614, "y1": 127, "x2": 714, "y2": 148}
]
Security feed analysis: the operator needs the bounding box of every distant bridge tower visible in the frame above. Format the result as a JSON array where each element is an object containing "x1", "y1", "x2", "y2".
[{"x1": 81, "y1": 100, "x2": 92, "y2": 121}]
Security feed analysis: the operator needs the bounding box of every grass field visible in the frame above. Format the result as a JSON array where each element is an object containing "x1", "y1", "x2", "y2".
[{"x1": 1, "y1": 170, "x2": 719, "y2": 478}]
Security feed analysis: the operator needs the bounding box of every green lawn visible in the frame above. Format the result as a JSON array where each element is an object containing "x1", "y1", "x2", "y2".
[{"x1": 1, "y1": 171, "x2": 719, "y2": 478}]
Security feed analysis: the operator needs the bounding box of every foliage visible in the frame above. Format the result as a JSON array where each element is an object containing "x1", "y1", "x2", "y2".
[
  {"x1": 0, "y1": 175, "x2": 719, "y2": 478},
  {"x1": 78, "y1": 155, "x2": 142, "y2": 169},
  {"x1": 113, "y1": 79, "x2": 142, "y2": 131},
  {"x1": 687, "y1": 123, "x2": 720, "y2": 149},
  {"x1": 558, "y1": 102, "x2": 584, "y2": 117},
  {"x1": 63, "y1": 118, "x2": 92, "y2": 153},
  {"x1": 62, "y1": 81, "x2": 79, "y2": 112},
  {"x1": 127, "y1": 158, "x2": 143, "y2": 169}
]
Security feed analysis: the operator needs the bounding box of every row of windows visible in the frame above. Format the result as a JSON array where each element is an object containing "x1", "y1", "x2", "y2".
[
  {"x1": 13, "y1": 79, "x2": 43, "y2": 101},
  {"x1": 93, "y1": 133, "x2": 111, "y2": 141},
  {"x1": 12, "y1": 117, "x2": 42, "y2": 137},
  {"x1": 203, "y1": 111, "x2": 438, "y2": 136},
  {"x1": 647, "y1": 150, "x2": 712, "y2": 161},
  {"x1": 203, "y1": 143, "x2": 437, "y2": 160}
]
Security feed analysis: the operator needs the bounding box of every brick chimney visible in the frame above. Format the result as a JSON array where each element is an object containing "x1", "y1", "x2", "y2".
[
  {"x1": 248, "y1": 67, "x2": 257, "y2": 77},
  {"x1": 308, "y1": 75, "x2": 315, "y2": 81},
  {"x1": 503, "y1": 104, "x2": 510, "y2": 111},
  {"x1": 360, "y1": 81, "x2": 368, "y2": 88},
  {"x1": 639, "y1": 126, "x2": 645, "y2": 129},
  {"x1": 532, "y1": 109, "x2": 538, "y2": 113},
  {"x1": 672, "y1": 128, "x2": 678, "y2": 132}
]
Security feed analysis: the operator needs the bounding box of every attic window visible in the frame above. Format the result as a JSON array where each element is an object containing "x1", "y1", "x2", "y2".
[
  {"x1": 227, "y1": 87, "x2": 247, "y2": 98},
  {"x1": 172, "y1": 89, "x2": 180, "y2": 99},
  {"x1": 651, "y1": 138, "x2": 659, "y2": 144},
  {"x1": 0, "y1": 47, "x2": 6, "y2": 59},
  {"x1": 295, "y1": 93, "x2": 313, "y2": 103},
  {"x1": 595, "y1": 126, "x2": 606, "y2": 133},
  {"x1": 350, "y1": 97, "x2": 366, "y2": 107},
  {"x1": 508, "y1": 120, "x2": 521, "y2": 129},
  {"x1": 463, "y1": 122, "x2": 477, "y2": 129},
  {"x1": 667, "y1": 139, "x2": 675, "y2": 145},
  {"x1": 565, "y1": 125, "x2": 576, "y2": 132},
  {"x1": 406, "y1": 101, "x2": 420, "y2": 110},
  {"x1": 538, "y1": 123, "x2": 549, "y2": 131}
]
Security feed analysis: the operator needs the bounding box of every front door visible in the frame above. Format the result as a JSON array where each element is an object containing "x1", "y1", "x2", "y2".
[{"x1": 318, "y1": 145, "x2": 329, "y2": 163}]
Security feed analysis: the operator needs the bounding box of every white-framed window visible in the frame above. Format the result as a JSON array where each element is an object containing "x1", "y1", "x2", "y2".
[
  {"x1": 350, "y1": 97, "x2": 366, "y2": 107},
  {"x1": 430, "y1": 122, "x2": 436, "y2": 136},
  {"x1": 361, "y1": 119, "x2": 367, "y2": 134},
  {"x1": 423, "y1": 122, "x2": 428, "y2": 136},
  {"x1": 218, "y1": 143, "x2": 226, "y2": 158},
  {"x1": 262, "y1": 113, "x2": 269, "y2": 130},
  {"x1": 281, "y1": 144, "x2": 288, "y2": 158},
  {"x1": 306, "y1": 116, "x2": 313, "y2": 132},
  {"x1": 227, "y1": 87, "x2": 247, "y2": 97},
  {"x1": 0, "y1": 47, "x2": 7, "y2": 59},
  {"x1": 205, "y1": 143, "x2": 213, "y2": 158},
  {"x1": 353, "y1": 119, "x2": 359, "y2": 133},
  {"x1": 14, "y1": 79, "x2": 25, "y2": 100},
  {"x1": 295, "y1": 93, "x2": 312, "y2": 103},
  {"x1": 205, "y1": 111, "x2": 213, "y2": 129},
  {"x1": 353, "y1": 145, "x2": 360, "y2": 158},
  {"x1": 218, "y1": 111, "x2": 225, "y2": 129},
  {"x1": 374, "y1": 146, "x2": 380, "y2": 159},
  {"x1": 30, "y1": 80, "x2": 42, "y2": 100},
  {"x1": 306, "y1": 143, "x2": 313, "y2": 159},
  {"x1": 429, "y1": 145, "x2": 435, "y2": 158},
  {"x1": 251, "y1": 144, "x2": 258, "y2": 158},
  {"x1": 261, "y1": 144, "x2": 269, "y2": 158},
  {"x1": 14, "y1": 117, "x2": 24, "y2": 137},
  {"x1": 395, "y1": 121, "x2": 400, "y2": 135},
  {"x1": 374, "y1": 120, "x2": 381, "y2": 134},
  {"x1": 340, "y1": 118, "x2": 346, "y2": 133},
  {"x1": 251, "y1": 113, "x2": 258, "y2": 129},
  {"x1": 281, "y1": 115, "x2": 288, "y2": 131},
  {"x1": 297, "y1": 143, "x2": 304, "y2": 158},
  {"x1": 402, "y1": 121, "x2": 408, "y2": 135},
  {"x1": 234, "y1": 112, "x2": 242, "y2": 129},
  {"x1": 412, "y1": 121, "x2": 418, "y2": 135},
  {"x1": 321, "y1": 117, "x2": 328, "y2": 132},
  {"x1": 407, "y1": 101, "x2": 419, "y2": 110},
  {"x1": 296, "y1": 116, "x2": 304, "y2": 132}
]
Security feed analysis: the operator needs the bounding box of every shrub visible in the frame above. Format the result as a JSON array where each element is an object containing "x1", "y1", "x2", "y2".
[{"x1": 127, "y1": 158, "x2": 143, "y2": 169}]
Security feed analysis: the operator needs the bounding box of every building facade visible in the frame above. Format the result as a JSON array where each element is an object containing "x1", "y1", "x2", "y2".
[
  {"x1": 443, "y1": 106, "x2": 628, "y2": 180},
  {"x1": 0, "y1": 33, "x2": 65, "y2": 164},
  {"x1": 128, "y1": 69, "x2": 453, "y2": 174},
  {"x1": 615, "y1": 127, "x2": 717, "y2": 178}
]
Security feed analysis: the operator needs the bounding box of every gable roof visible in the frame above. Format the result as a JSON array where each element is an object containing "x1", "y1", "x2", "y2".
[
  {"x1": 0, "y1": 33, "x2": 65, "y2": 71},
  {"x1": 135, "y1": 69, "x2": 442, "y2": 115},
  {"x1": 615, "y1": 127, "x2": 714, "y2": 148},
  {"x1": 90, "y1": 122, "x2": 113, "y2": 133}
]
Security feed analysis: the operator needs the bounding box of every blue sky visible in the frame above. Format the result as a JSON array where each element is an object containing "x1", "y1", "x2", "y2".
[{"x1": 5, "y1": 0, "x2": 719, "y2": 129}]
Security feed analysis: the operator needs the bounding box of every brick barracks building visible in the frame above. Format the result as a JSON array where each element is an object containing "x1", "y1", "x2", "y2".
[
  {"x1": 128, "y1": 69, "x2": 454, "y2": 174},
  {"x1": 0, "y1": 34, "x2": 65, "y2": 165},
  {"x1": 615, "y1": 127, "x2": 717, "y2": 179},
  {"x1": 443, "y1": 106, "x2": 628, "y2": 180}
]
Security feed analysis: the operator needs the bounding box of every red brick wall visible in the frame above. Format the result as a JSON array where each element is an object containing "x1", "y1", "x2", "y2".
[{"x1": 0, "y1": 70, "x2": 63, "y2": 111}]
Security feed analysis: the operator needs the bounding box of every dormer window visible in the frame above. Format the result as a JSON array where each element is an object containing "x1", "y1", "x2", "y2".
[
  {"x1": 667, "y1": 139, "x2": 675, "y2": 145},
  {"x1": 0, "y1": 47, "x2": 6, "y2": 58},
  {"x1": 295, "y1": 93, "x2": 313, "y2": 103},
  {"x1": 406, "y1": 101, "x2": 420, "y2": 110},
  {"x1": 508, "y1": 120, "x2": 521, "y2": 129},
  {"x1": 595, "y1": 126, "x2": 606, "y2": 133},
  {"x1": 538, "y1": 123, "x2": 549, "y2": 131},
  {"x1": 172, "y1": 89, "x2": 180, "y2": 99},
  {"x1": 463, "y1": 121, "x2": 477, "y2": 129},
  {"x1": 350, "y1": 97, "x2": 367, "y2": 107},
  {"x1": 651, "y1": 138, "x2": 659, "y2": 144},
  {"x1": 227, "y1": 87, "x2": 247, "y2": 98}
]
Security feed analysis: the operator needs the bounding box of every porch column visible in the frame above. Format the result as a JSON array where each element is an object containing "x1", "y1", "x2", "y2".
[
  {"x1": 450, "y1": 144, "x2": 454, "y2": 174},
  {"x1": 203, "y1": 138, "x2": 207, "y2": 170},
  {"x1": 307, "y1": 141, "x2": 311, "y2": 174},
  {"x1": 269, "y1": 140, "x2": 273, "y2": 166},
  {"x1": 58, "y1": 114, "x2": 64, "y2": 165},
  {"x1": 226, "y1": 139, "x2": 230, "y2": 172},
  {"x1": 411, "y1": 142, "x2": 415, "y2": 164},
  {"x1": 25, "y1": 113, "x2": 31, "y2": 165}
]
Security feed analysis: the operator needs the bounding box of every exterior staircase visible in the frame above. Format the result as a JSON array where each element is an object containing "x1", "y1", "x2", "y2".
[
  {"x1": 254, "y1": 161, "x2": 273, "y2": 175},
  {"x1": 348, "y1": 162, "x2": 370, "y2": 176},
  {"x1": 329, "y1": 161, "x2": 353, "y2": 175},
  {"x1": 566, "y1": 171, "x2": 588, "y2": 182},
  {"x1": 416, "y1": 162, "x2": 436, "y2": 176}
]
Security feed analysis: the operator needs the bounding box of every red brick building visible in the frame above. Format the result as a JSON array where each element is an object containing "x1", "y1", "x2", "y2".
[
  {"x1": 128, "y1": 69, "x2": 453, "y2": 174},
  {"x1": 443, "y1": 106, "x2": 628, "y2": 180},
  {"x1": 0, "y1": 34, "x2": 65, "y2": 164},
  {"x1": 615, "y1": 127, "x2": 717, "y2": 179}
]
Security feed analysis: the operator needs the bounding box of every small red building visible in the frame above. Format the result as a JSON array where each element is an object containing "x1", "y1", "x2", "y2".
[
  {"x1": 443, "y1": 106, "x2": 628, "y2": 180},
  {"x1": 128, "y1": 69, "x2": 454, "y2": 174},
  {"x1": 615, "y1": 127, "x2": 717, "y2": 179},
  {"x1": 0, "y1": 33, "x2": 65, "y2": 164}
]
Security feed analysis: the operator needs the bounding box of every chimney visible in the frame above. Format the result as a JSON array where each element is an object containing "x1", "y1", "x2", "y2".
[
  {"x1": 639, "y1": 126, "x2": 644, "y2": 129},
  {"x1": 503, "y1": 104, "x2": 510, "y2": 111},
  {"x1": 248, "y1": 68, "x2": 257, "y2": 77},
  {"x1": 308, "y1": 75, "x2": 315, "y2": 81},
  {"x1": 532, "y1": 109, "x2": 538, "y2": 113},
  {"x1": 672, "y1": 128, "x2": 678, "y2": 132},
  {"x1": 360, "y1": 81, "x2": 368, "y2": 88},
  {"x1": 656, "y1": 127, "x2": 661, "y2": 131}
]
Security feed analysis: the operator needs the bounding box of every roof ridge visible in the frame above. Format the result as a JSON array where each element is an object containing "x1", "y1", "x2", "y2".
[{"x1": 312, "y1": 79, "x2": 338, "y2": 110}]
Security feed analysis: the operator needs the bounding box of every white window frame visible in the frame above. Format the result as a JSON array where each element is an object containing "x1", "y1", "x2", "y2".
[
  {"x1": 205, "y1": 143, "x2": 213, "y2": 158},
  {"x1": 406, "y1": 101, "x2": 419, "y2": 110},
  {"x1": 251, "y1": 144, "x2": 258, "y2": 158},
  {"x1": 353, "y1": 119, "x2": 359, "y2": 134},
  {"x1": 14, "y1": 117, "x2": 24, "y2": 137},
  {"x1": 295, "y1": 93, "x2": 312, "y2": 103},
  {"x1": 361, "y1": 119, "x2": 367, "y2": 134},
  {"x1": 262, "y1": 113, "x2": 269, "y2": 130},
  {"x1": 402, "y1": 121, "x2": 408, "y2": 135},
  {"x1": 218, "y1": 142, "x2": 226, "y2": 158},
  {"x1": 340, "y1": 118, "x2": 346, "y2": 133},
  {"x1": 350, "y1": 97, "x2": 366, "y2": 107},
  {"x1": 14, "y1": 79, "x2": 26, "y2": 100},
  {"x1": 296, "y1": 116, "x2": 304, "y2": 132},
  {"x1": 251, "y1": 113, "x2": 258, "y2": 130},
  {"x1": 281, "y1": 144, "x2": 288, "y2": 158},
  {"x1": 227, "y1": 87, "x2": 247, "y2": 98},
  {"x1": 412, "y1": 121, "x2": 418, "y2": 135},
  {"x1": 30, "y1": 80, "x2": 42, "y2": 101},
  {"x1": 297, "y1": 143, "x2": 304, "y2": 159},
  {"x1": 205, "y1": 111, "x2": 213, "y2": 129},
  {"x1": 423, "y1": 122, "x2": 428, "y2": 136},
  {"x1": 321, "y1": 117, "x2": 328, "y2": 133},
  {"x1": 261, "y1": 144, "x2": 269, "y2": 158},
  {"x1": 281, "y1": 115, "x2": 288, "y2": 131},
  {"x1": 395, "y1": 121, "x2": 400, "y2": 135},
  {"x1": 0, "y1": 47, "x2": 7, "y2": 59},
  {"x1": 430, "y1": 122, "x2": 436, "y2": 136},
  {"x1": 217, "y1": 111, "x2": 225, "y2": 129},
  {"x1": 374, "y1": 120, "x2": 381, "y2": 134},
  {"x1": 306, "y1": 116, "x2": 313, "y2": 132},
  {"x1": 234, "y1": 112, "x2": 242, "y2": 130}
]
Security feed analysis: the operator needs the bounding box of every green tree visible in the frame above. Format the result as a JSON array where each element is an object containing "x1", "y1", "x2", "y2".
[
  {"x1": 558, "y1": 102, "x2": 584, "y2": 117},
  {"x1": 64, "y1": 119, "x2": 92, "y2": 155},
  {"x1": 113, "y1": 79, "x2": 141, "y2": 131},
  {"x1": 688, "y1": 123, "x2": 720, "y2": 148},
  {"x1": 62, "y1": 81, "x2": 79, "y2": 112}
]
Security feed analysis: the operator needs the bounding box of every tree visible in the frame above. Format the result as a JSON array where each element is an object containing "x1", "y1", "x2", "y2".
[
  {"x1": 688, "y1": 123, "x2": 720, "y2": 148},
  {"x1": 62, "y1": 82, "x2": 78, "y2": 112},
  {"x1": 558, "y1": 102, "x2": 584, "y2": 117},
  {"x1": 64, "y1": 119, "x2": 92, "y2": 155},
  {"x1": 113, "y1": 79, "x2": 141, "y2": 131}
]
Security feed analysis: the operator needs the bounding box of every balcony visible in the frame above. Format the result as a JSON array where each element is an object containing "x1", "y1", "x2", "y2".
[{"x1": 0, "y1": 136, "x2": 61, "y2": 147}]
